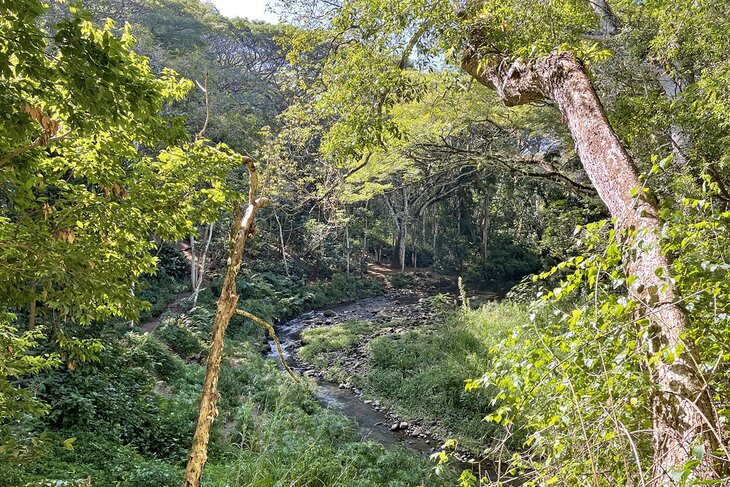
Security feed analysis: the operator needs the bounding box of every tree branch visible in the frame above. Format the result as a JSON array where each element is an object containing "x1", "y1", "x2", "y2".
[{"x1": 235, "y1": 308, "x2": 299, "y2": 382}]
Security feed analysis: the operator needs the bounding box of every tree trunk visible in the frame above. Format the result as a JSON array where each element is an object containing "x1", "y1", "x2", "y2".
[
  {"x1": 401, "y1": 187, "x2": 408, "y2": 271},
  {"x1": 463, "y1": 49, "x2": 726, "y2": 481},
  {"x1": 385, "y1": 193, "x2": 407, "y2": 271},
  {"x1": 480, "y1": 192, "x2": 492, "y2": 260},
  {"x1": 586, "y1": 0, "x2": 692, "y2": 168},
  {"x1": 433, "y1": 221, "x2": 438, "y2": 260},
  {"x1": 653, "y1": 67, "x2": 693, "y2": 167},
  {"x1": 191, "y1": 223, "x2": 214, "y2": 307},
  {"x1": 183, "y1": 157, "x2": 267, "y2": 487},
  {"x1": 190, "y1": 232, "x2": 197, "y2": 294},
  {"x1": 345, "y1": 213, "x2": 351, "y2": 277},
  {"x1": 275, "y1": 213, "x2": 289, "y2": 277},
  {"x1": 28, "y1": 294, "x2": 36, "y2": 330}
]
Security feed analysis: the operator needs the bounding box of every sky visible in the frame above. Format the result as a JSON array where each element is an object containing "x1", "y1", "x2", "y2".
[{"x1": 209, "y1": 0, "x2": 279, "y2": 23}]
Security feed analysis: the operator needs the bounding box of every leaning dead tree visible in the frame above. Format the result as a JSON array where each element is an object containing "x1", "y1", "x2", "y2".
[
  {"x1": 462, "y1": 46, "x2": 728, "y2": 481},
  {"x1": 183, "y1": 156, "x2": 272, "y2": 487}
]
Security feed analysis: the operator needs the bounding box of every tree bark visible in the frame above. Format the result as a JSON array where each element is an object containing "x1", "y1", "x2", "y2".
[
  {"x1": 275, "y1": 213, "x2": 290, "y2": 277},
  {"x1": 463, "y1": 49, "x2": 726, "y2": 481},
  {"x1": 183, "y1": 157, "x2": 267, "y2": 487},
  {"x1": 401, "y1": 187, "x2": 408, "y2": 271},
  {"x1": 191, "y1": 223, "x2": 214, "y2": 307},
  {"x1": 480, "y1": 192, "x2": 492, "y2": 260},
  {"x1": 385, "y1": 193, "x2": 407, "y2": 271}
]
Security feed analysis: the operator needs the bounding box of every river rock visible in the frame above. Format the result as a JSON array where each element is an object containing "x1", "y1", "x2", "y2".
[
  {"x1": 399, "y1": 421, "x2": 409, "y2": 430},
  {"x1": 323, "y1": 309, "x2": 336, "y2": 318},
  {"x1": 390, "y1": 423, "x2": 400, "y2": 431}
]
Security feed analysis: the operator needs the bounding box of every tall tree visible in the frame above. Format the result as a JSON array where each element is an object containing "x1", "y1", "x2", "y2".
[
  {"x1": 0, "y1": 0, "x2": 239, "y2": 420},
  {"x1": 276, "y1": 0, "x2": 729, "y2": 480}
]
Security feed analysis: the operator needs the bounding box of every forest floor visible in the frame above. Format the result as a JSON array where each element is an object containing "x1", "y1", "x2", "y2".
[{"x1": 139, "y1": 291, "x2": 192, "y2": 333}]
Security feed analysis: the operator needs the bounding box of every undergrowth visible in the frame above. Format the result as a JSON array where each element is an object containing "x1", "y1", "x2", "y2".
[{"x1": 1, "y1": 272, "x2": 448, "y2": 487}]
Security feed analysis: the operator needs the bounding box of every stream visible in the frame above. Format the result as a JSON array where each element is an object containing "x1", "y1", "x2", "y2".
[
  {"x1": 263, "y1": 291, "x2": 508, "y2": 481},
  {"x1": 265, "y1": 293, "x2": 437, "y2": 454}
]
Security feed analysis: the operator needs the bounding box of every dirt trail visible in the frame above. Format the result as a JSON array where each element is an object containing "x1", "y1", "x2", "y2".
[{"x1": 138, "y1": 292, "x2": 192, "y2": 333}]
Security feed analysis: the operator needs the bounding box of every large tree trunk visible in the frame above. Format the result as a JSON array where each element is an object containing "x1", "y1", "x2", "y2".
[
  {"x1": 463, "y1": 49, "x2": 725, "y2": 481},
  {"x1": 183, "y1": 157, "x2": 267, "y2": 487},
  {"x1": 586, "y1": 0, "x2": 693, "y2": 168}
]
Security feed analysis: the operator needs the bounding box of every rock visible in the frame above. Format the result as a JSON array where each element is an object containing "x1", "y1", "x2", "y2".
[
  {"x1": 364, "y1": 400, "x2": 373, "y2": 405},
  {"x1": 390, "y1": 423, "x2": 400, "y2": 432},
  {"x1": 399, "y1": 421, "x2": 409, "y2": 430},
  {"x1": 323, "y1": 309, "x2": 336, "y2": 318},
  {"x1": 338, "y1": 383, "x2": 350, "y2": 389}
]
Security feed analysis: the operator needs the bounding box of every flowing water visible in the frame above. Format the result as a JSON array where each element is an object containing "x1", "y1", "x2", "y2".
[
  {"x1": 265, "y1": 295, "x2": 436, "y2": 454},
  {"x1": 264, "y1": 293, "x2": 511, "y2": 482}
]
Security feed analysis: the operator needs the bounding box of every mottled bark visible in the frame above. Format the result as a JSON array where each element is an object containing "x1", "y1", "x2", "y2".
[
  {"x1": 652, "y1": 66, "x2": 693, "y2": 167},
  {"x1": 183, "y1": 157, "x2": 267, "y2": 487},
  {"x1": 463, "y1": 49, "x2": 726, "y2": 481}
]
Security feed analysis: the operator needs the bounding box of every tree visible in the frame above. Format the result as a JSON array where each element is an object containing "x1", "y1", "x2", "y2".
[
  {"x1": 0, "y1": 0, "x2": 239, "y2": 421},
  {"x1": 183, "y1": 157, "x2": 268, "y2": 487},
  {"x1": 276, "y1": 0, "x2": 729, "y2": 481}
]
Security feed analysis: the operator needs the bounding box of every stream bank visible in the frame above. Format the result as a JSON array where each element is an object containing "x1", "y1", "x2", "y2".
[{"x1": 265, "y1": 289, "x2": 507, "y2": 480}]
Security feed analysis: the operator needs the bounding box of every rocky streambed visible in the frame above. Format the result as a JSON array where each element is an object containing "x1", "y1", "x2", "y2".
[{"x1": 264, "y1": 290, "x2": 504, "y2": 479}]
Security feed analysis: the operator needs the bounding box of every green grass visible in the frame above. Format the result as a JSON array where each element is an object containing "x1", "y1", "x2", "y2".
[
  {"x1": 299, "y1": 320, "x2": 374, "y2": 367},
  {"x1": 367, "y1": 302, "x2": 529, "y2": 450},
  {"x1": 297, "y1": 301, "x2": 530, "y2": 453}
]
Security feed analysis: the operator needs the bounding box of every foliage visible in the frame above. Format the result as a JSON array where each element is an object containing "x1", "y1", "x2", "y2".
[
  {"x1": 0, "y1": 313, "x2": 59, "y2": 421},
  {"x1": 0, "y1": 1, "x2": 242, "y2": 326},
  {"x1": 465, "y1": 186, "x2": 730, "y2": 485}
]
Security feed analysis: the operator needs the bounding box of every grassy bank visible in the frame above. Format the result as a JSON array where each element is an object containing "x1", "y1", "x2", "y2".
[{"x1": 297, "y1": 299, "x2": 530, "y2": 454}]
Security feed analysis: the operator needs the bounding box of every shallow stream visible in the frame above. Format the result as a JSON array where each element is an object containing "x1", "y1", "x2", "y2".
[
  {"x1": 265, "y1": 294, "x2": 437, "y2": 455},
  {"x1": 263, "y1": 292, "x2": 514, "y2": 483}
]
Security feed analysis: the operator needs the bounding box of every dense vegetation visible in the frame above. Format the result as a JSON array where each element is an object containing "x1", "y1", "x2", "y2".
[{"x1": 1, "y1": 0, "x2": 729, "y2": 486}]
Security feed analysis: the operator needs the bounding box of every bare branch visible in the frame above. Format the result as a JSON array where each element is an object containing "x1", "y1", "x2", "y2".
[{"x1": 235, "y1": 308, "x2": 299, "y2": 382}]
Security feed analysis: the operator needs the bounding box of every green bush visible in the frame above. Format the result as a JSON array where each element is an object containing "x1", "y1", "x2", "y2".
[
  {"x1": 0, "y1": 432, "x2": 183, "y2": 487},
  {"x1": 128, "y1": 332, "x2": 188, "y2": 382},
  {"x1": 156, "y1": 316, "x2": 207, "y2": 360}
]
